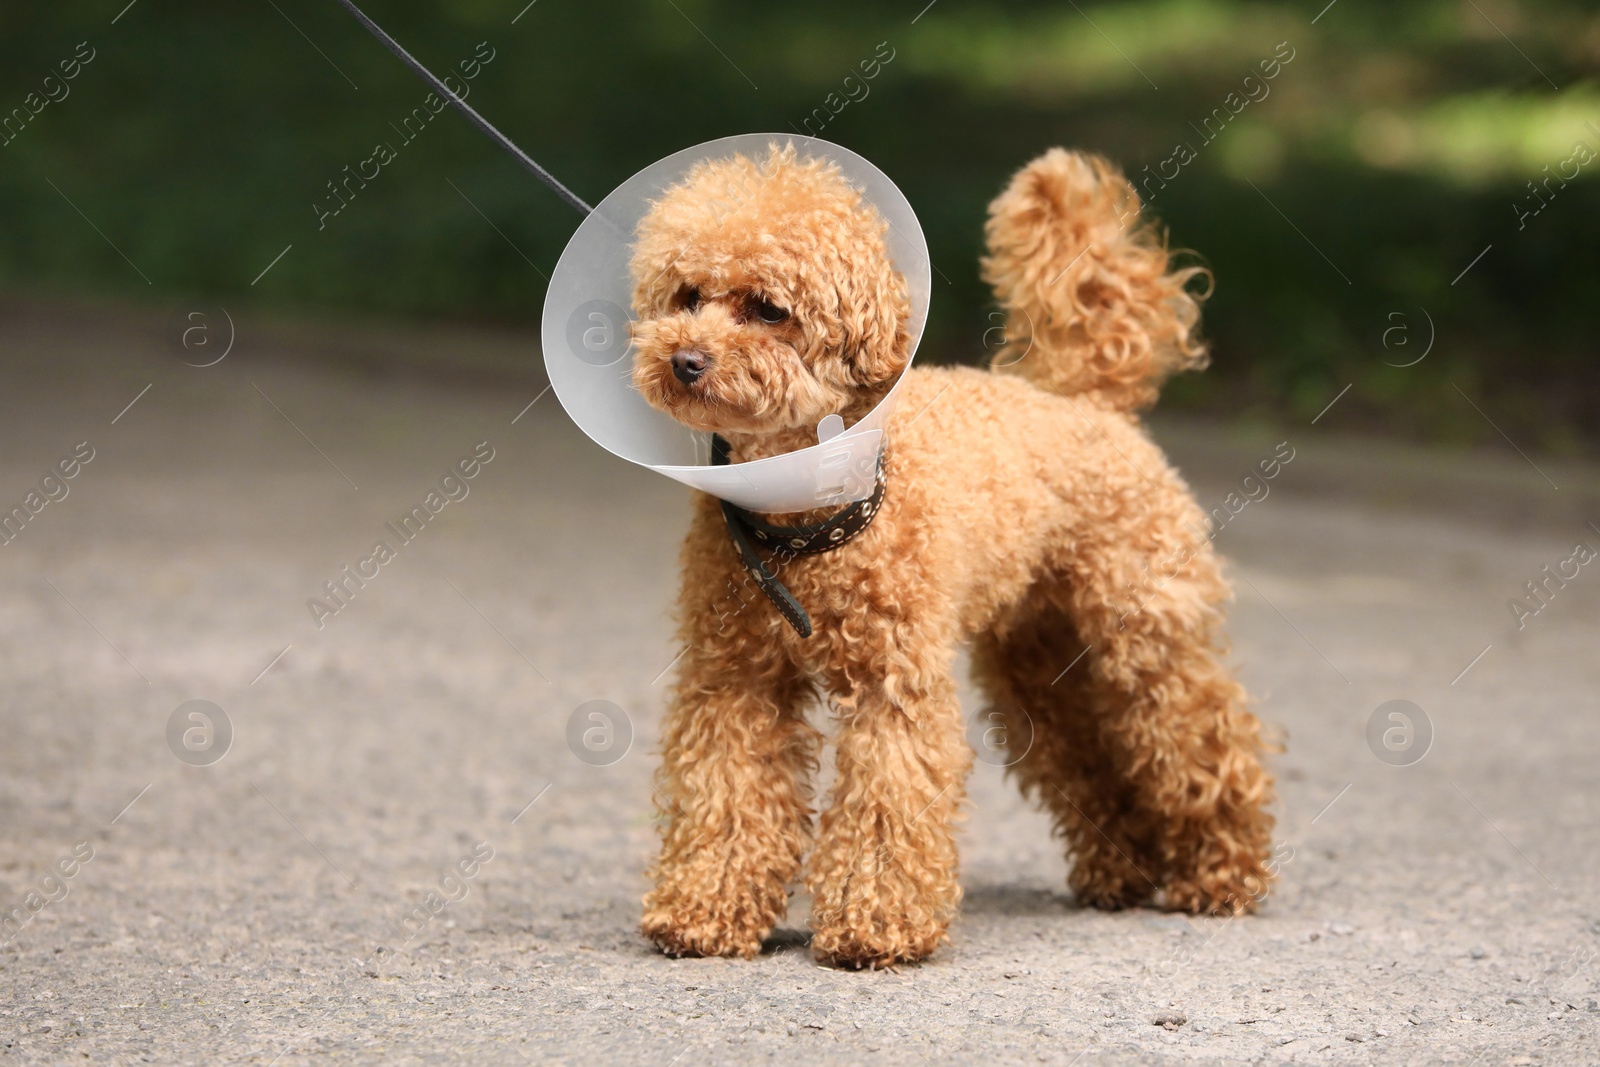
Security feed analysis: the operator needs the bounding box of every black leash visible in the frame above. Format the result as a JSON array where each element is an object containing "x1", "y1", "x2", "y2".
[
  {"x1": 336, "y1": 3, "x2": 882, "y2": 635},
  {"x1": 711, "y1": 436, "x2": 887, "y2": 638},
  {"x1": 335, "y1": 0, "x2": 594, "y2": 216}
]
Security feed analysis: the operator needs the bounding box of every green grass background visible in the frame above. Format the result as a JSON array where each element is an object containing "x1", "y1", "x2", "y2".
[{"x1": 3, "y1": 1, "x2": 1597, "y2": 451}]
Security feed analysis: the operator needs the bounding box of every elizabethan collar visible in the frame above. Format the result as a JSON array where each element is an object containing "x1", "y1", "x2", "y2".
[{"x1": 539, "y1": 133, "x2": 930, "y2": 514}]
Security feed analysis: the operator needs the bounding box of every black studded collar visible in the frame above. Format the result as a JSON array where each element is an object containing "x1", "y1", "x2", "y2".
[{"x1": 710, "y1": 434, "x2": 888, "y2": 638}]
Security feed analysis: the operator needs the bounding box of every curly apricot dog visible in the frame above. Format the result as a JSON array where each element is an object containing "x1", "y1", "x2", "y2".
[{"x1": 630, "y1": 143, "x2": 1275, "y2": 969}]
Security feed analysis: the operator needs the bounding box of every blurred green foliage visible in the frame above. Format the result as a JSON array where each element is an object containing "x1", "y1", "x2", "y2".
[{"x1": 3, "y1": 1, "x2": 1598, "y2": 450}]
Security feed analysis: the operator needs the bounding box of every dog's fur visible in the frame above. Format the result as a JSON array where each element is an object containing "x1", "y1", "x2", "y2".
[{"x1": 628, "y1": 144, "x2": 1276, "y2": 969}]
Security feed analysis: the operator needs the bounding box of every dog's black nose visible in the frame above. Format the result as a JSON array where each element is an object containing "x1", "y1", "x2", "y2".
[{"x1": 671, "y1": 349, "x2": 709, "y2": 385}]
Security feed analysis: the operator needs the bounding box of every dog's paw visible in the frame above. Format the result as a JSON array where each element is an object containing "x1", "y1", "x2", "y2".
[
  {"x1": 1163, "y1": 870, "x2": 1270, "y2": 917},
  {"x1": 1160, "y1": 838, "x2": 1275, "y2": 917},
  {"x1": 808, "y1": 916, "x2": 945, "y2": 970},
  {"x1": 1073, "y1": 883, "x2": 1154, "y2": 912},
  {"x1": 642, "y1": 916, "x2": 762, "y2": 960},
  {"x1": 805, "y1": 840, "x2": 959, "y2": 969},
  {"x1": 1071, "y1": 863, "x2": 1158, "y2": 911},
  {"x1": 641, "y1": 891, "x2": 774, "y2": 960}
]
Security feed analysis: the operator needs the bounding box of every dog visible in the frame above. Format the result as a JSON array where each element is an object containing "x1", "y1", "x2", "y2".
[{"x1": 627, "y1": 143, "x2": 1276, "y2": 969}]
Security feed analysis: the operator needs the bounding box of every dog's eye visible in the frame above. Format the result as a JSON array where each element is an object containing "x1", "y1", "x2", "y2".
[
  {"x1": 679, "y1": 287, "x2": 701, "y2": 311},
  {"x1": 752, "y1": 298, "x2": 788, "y2": 324}
]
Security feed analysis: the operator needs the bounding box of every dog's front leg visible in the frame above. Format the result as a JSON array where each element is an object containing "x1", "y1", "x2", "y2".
[
  {"x1": 642, "y1": 593, "x2": 818, "y2": 959},
  {"x1": 807, "y1": 641, "x2": 970, "y2": 969}
]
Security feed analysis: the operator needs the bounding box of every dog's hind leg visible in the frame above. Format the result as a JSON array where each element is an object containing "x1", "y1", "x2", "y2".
[
  {"x1": 1061, "y1": 531, "x2": 1278, "y2": 916},
  {"x1": 971, "y1": 591, "x2": 1167, "y2": 911},
  {"x1": 976, "y1": 544, "x2": 1276, "y2": 916}
]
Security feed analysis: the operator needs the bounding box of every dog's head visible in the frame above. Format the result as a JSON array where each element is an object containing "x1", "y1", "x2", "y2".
[{"x1": 628, "y1": 144, "x2": 910, "y2": 439}]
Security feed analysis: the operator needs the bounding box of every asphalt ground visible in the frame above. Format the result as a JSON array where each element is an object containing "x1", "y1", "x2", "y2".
[{"x1": 0, "y1": 299, "x2": 1596, "y2": 1065}]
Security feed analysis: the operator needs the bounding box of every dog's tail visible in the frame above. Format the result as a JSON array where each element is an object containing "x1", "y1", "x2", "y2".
[{"x1": 980, "y1": 148, "x2": 1210, "y2": 412}]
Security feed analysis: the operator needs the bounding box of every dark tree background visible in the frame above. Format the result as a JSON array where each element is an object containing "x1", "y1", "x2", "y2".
[{"x1": 3, "y1": 1, "x2": 1597, "y2": 451}]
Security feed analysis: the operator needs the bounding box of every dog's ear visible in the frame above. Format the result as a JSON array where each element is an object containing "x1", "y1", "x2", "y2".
[{"x1": 835, "y1": 263, "x2": 910, "y2": 387}]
